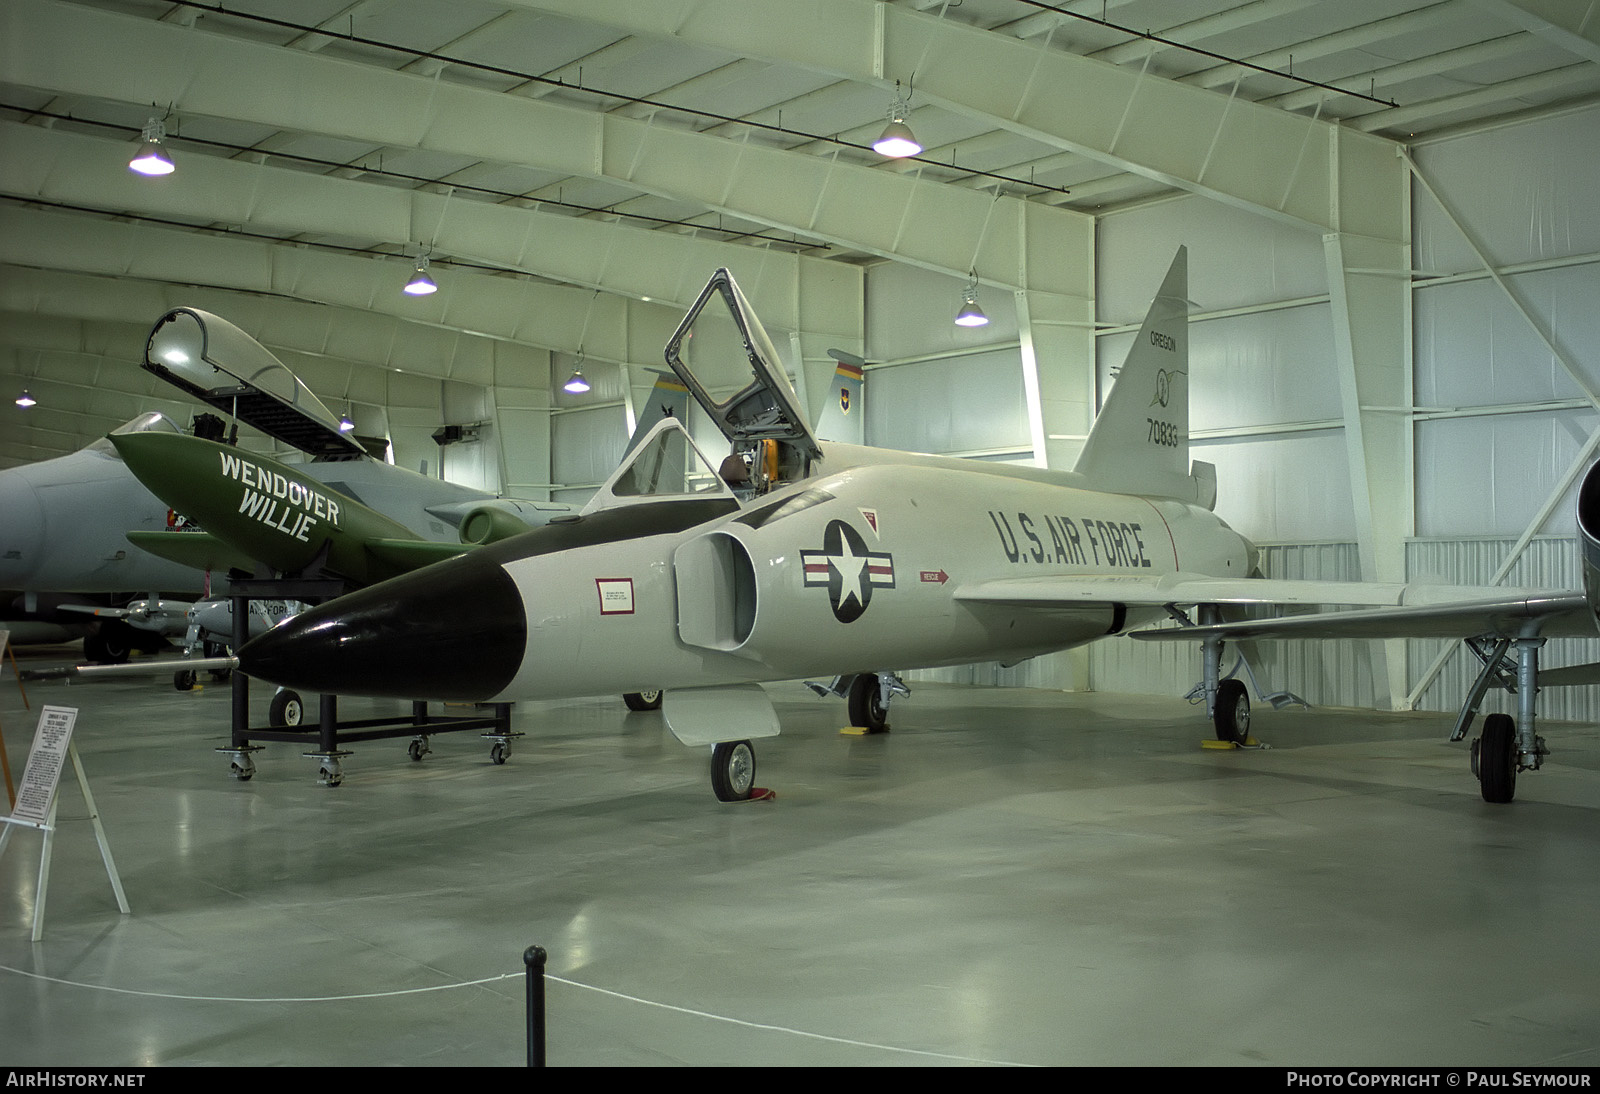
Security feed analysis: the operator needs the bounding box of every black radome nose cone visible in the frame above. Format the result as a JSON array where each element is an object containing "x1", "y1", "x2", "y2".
[{"x1": 239, "y1": 556, "x2": 526, "y2": 701}]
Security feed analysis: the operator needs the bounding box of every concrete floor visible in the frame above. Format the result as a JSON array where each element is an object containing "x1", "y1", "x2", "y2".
[{"x1": 2, "y1": 644, "x2": 1597, "y2": 1067}]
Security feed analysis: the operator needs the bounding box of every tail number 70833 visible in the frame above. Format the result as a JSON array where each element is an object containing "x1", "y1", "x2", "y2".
[{"x1": 1146, "y1": 417, "x2": 1182, "y2": 448}]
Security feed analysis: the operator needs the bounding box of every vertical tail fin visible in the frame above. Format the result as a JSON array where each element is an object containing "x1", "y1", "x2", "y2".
[
  {"x1": 1072, "y1": 247, "x2": 1210, "y2": 505},
  {"x1": 623, "y1": 373, "x2": 691, "y2": 459},
  {"x1": 814, "y1": 350, "x2": 865, "y2": 444}
]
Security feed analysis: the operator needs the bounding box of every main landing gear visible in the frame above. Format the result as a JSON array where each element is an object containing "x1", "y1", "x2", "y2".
[
  {"x1": 1456, "y1": 636, "x2": 1550, "y2": 804},
  {"x1": 805, "y1": 671, "x2": 910, "y2": 733},
  {"x1": 1212, "y1": 678, "x2": 1251, "y2": 745},
  {"x1": 174, "y1": 641, "x2": 232, "y2": 691},
  {"x1": 83, "y1": 622, "x2": 132, "y2": 665},
  {"x1": 1182, "y1": 606, "x2": 1305, "y2": 746}
]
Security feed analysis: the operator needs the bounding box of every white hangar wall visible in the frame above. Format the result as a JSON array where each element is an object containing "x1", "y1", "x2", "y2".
[
  {"x1": 863, "y1": 260, "x2": 1031, "y2": 461},
  {"x1": 1089, "y1": 195, "x2": 1374, "y2": 709},
  {"x1": 1404, "y1": 102, "x2": 1600, "y2": 722},
  {"x1": 888, "y1": 104, "x2": 1600, "y2": 715},
  {"x1": 1095, "y1": 104, "x2": 1600, "y2": 717}
]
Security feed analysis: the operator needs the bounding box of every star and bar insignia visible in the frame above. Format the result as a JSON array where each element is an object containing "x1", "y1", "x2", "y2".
[{"x1": 802, "y1": 519, "x2": 895, "y2": 623}]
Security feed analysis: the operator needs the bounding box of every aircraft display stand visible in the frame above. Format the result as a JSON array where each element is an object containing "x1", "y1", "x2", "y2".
[{"x1": 222, "y1": 577, "x2": 515, "y2": 787}]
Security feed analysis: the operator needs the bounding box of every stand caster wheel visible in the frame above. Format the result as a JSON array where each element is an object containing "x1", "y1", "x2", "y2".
[{"x1": 217, "y1": 747, "x2": 262, "y2": 782}]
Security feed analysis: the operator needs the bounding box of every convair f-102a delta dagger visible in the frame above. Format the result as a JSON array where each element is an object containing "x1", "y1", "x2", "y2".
[{"x1": 237, "y1": 252, "x2": 1599, "y2": 804}]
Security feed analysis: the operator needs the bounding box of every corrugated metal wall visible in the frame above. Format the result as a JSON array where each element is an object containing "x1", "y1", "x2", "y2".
[
  {"x1": 906, "y1": 104, "x2": 1600, "y2": 717},
  {"x1": 863, "y1": 262, "x2": 1032, "y2": 460},
  {"x1": 1089, "y1": 542, "x2": 1378, "y2": 710},
  {"x1": 1405, "y1": 536, "x2": 1600, "y2": 721}
]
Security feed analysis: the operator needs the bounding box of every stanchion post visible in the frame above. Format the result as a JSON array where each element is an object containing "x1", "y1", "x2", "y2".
[{"x1": 524, "y1": 945, "x2": 547, "y2": 1067}]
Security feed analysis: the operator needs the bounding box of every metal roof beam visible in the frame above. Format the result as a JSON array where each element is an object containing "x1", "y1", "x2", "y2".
[
  {"x1": 0, "y1": 119, "x2": 816, "y2": 327},
  {"x1": 2, "y1": 0, "x2": 1069, "y2": 304},
  {"x1": 0, "y1": 204, "x2": 642, "y2": 370},
  {"x1": 507, "y1": 0, "x2": 1400, "y2": 235},
  {"x1": 1472, "y1": 0, "x2": 1600, "y2": 64}
]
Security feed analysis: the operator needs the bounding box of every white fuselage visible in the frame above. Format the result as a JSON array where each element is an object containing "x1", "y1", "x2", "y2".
[{"x1": 489, "y1": 457, "x2": 1252, "y2": 702}]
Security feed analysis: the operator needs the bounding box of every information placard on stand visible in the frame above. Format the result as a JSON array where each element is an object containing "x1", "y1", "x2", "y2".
[{"x1": 0, "y1": 704, "x2": 130, "y2": 941}]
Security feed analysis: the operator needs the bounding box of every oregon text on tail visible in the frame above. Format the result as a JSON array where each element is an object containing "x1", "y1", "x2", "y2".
[{"x1": 1072, "y1": 247, "x2": 1213, "y2": 507}]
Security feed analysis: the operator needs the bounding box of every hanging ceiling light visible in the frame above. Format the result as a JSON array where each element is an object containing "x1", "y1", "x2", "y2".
[
  {"x1": 563, "y1": 368, "x2": 591, "y2": 394},
  {"x1": 403, "y1": 253, "x2": 438, "y2": 296},
  {"x1": 15, "y1": 389, "x2": 37, "y2": 408},
  {"x1": 339, "y1": 411, "x2": 356, "y2": 432},
  {"x1": 128, "y1": 116, "x2": 176, "y2": 176},
  {"x1": 954, "y1": 273, "x2": 989, "y2": 328},
  {"x1": 873, "y1": 82, "x2": 922, "y2": 159}
]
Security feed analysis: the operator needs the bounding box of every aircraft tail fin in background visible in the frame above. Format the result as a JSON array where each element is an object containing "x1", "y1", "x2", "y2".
[
  {"x1": 1071, "y1": 247, "x2": 1214, "y2": 508},
  {"x1": 813, "y1": 350, "x2": 865, "y2": 445},
  {"x1": 623, "y1": 373, "x2": 692, "y2": 459}
]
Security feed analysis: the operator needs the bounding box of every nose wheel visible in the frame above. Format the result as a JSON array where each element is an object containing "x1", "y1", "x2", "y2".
[
  {"x1": 711, "y1": 740, "x2": 755, "y2": 802},
  {"x1": 269, "y1": 689, "x2": 304, "y2": 727}
]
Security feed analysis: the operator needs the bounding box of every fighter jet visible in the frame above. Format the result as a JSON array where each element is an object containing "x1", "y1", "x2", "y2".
[
  {"x1": 0, "y1": 306, "x2": 572, "y2": 663},
  {"x1": 114, "y1": 341, "x2": 696, "y2": 714},
  {"x1": 116, "y1": 313, "x2": 697, "y2": 586},
  {"x1": 235, "y1": 253, "x2": 1595, "y2": 804},
  {"x1": 110, "y1": 431, "x2": 485, "y2": 587},
  {"x1": 0, "y1": 412, "x2": 213, "y2": 660}
]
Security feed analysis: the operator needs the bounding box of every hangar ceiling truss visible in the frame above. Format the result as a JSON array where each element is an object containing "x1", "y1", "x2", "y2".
[{"x1": 1, "y1": 0, "x2": 1595, "y2": 462}]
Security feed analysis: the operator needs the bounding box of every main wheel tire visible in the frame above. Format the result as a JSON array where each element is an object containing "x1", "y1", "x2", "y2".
[
  {"x1": 268, "y1": 689, "x2": 304, "y2": 728},
  {"x1": 97, "y1": 623, "x2": 132, "y2": 665},
  {"x1": 711, "y1": 740, "x2": 756, "y2": 802},
  {"x1": 1213, "y1": 678, "x2": 1251, "y2": 744},
  {"x1": 1478, "y1": 712, "x2": 1517, "y2": 804},
  {"x1": 847, "y1": 674, "x2": 889, "y2": 732},
  {"x1": 624, "y1": 690, "x2": 663, "y2": 711}
]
